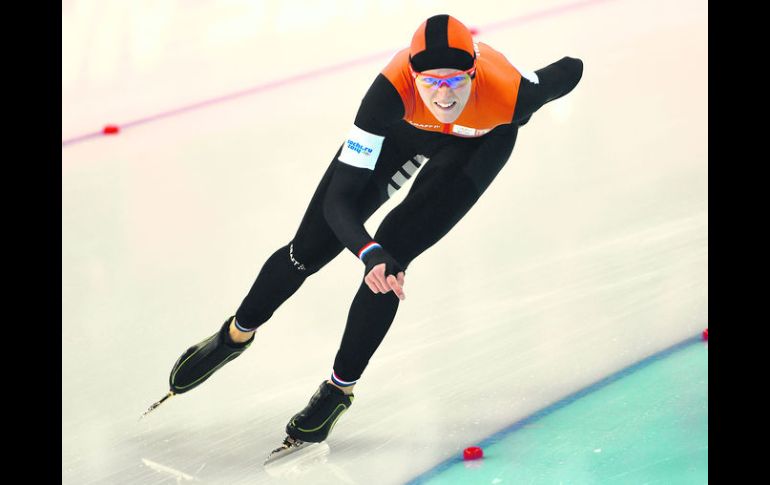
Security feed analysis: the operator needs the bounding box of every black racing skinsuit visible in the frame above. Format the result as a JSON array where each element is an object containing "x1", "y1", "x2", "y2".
[{"x1": 235, "y1": 56, "x2": 583, "y2": 383}]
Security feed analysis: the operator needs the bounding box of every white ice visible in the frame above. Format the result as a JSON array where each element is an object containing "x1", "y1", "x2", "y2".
[{"x1": 62, "y1": 0, "x2": 707, "y2": 483}]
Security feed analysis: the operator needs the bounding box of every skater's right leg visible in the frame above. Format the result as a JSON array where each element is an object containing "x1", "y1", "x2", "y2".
[
  {"x1": 233, "y1": 153, "x2": 371, "y2": 331},
  {"x1": 168, "y1": 151, "x2": 383, "y2": 394},
  {"x1": 232, "y1": 242, "x2": 321, "y2": 331}
]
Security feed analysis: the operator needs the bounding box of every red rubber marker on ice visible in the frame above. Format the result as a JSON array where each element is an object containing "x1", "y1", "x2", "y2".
[
  {"x1": 103, "y1": 124, "x2": 120, "y2": 135},
  {"x1": 463, "y1": 446, "x2": 483, "y2": 460},
  {"x1": 702, "y1": 328, "x2": 708, "y2": 341}
]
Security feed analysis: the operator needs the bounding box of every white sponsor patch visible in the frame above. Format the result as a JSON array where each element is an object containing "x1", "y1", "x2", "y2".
[
  {"x1": 515, "y1": 63, "x2": 539, "y2": 84},
  {"x1": 338, "y1": 125, "x2": 384, "y2": 170},
  {"x1": 452, "y1": 124, "x2": 491, "y2": 137},
  {"x1": 522, "y1": 70, "x2": 539, "y2": 84},
  {"x1": 452, "y1": 124, "x2": 476, "y2": 136}
]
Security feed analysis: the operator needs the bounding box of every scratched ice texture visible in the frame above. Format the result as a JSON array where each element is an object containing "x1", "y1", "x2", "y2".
[{"x1": 62, "y1": 0, "x2": 707, "y2": 483}]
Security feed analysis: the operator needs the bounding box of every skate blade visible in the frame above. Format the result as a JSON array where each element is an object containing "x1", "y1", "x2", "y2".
[
  {"x1": 140, "y1": 391, "x2": 175, "y2": 420},
  {"x1": 264, "y1": 438, "x2": 330, "y2": 476}
]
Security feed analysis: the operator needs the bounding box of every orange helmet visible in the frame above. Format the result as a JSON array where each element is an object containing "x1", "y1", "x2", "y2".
[{"x1": 409, "y1": 14, "x2": 476, "y2": 72}]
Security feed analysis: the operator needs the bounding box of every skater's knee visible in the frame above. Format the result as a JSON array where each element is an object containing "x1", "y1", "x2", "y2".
[
  {"x1": 287, "y1": 241, "x2": 310, "y2": 273},
  {"x1": 286, "y1": 239, "x2": 341, "y2": 275}
]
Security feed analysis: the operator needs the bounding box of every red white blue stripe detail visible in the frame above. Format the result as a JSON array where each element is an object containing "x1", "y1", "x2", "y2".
[
  {"x1": 357, "y1": 242, "x2": 381, "y2": 260},
  {"x1": 331, "y1": 371, "x2": 357, "y2": 387}
]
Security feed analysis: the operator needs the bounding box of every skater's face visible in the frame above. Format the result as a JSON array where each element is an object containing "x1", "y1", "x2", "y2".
[{"x1": 413, "y1": 67, "x2": 473, "y2": 124}]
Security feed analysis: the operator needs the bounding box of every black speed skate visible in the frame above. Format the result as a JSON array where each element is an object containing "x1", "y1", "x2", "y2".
[
  {"x1": 264, "y1": 381, "x2": 353, "y2": 464},
  {"x1": 169, "y1": 316, "x2": 254, "y2": 394},
  {"x1": 287, "y1": 381, "x2": 354, "y2": 442},
  {"x1": 141, "y1": 316, "x2": 253, "y2": 419}
]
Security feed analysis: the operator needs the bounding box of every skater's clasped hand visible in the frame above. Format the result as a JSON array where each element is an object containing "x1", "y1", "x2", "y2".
[
  {"x1": 361, "y1": 246, "x2": 406, "y2": 300},
  {"x1": 365, "y1": 264, "x2": 406, "y2": 300}
]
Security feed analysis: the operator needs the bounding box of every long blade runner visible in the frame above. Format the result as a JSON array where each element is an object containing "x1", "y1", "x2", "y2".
[
  {"x1": 140, "y1": 391, "x2": 175, "y2": 420},
  {"x1": 264, "y1": 436, "x2": 331, "y2": 477}
]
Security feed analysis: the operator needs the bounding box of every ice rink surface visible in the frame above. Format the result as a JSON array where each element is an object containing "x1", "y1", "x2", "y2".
[{"x1": 62, "y1": 0, "x2": 707, "y2": 483}]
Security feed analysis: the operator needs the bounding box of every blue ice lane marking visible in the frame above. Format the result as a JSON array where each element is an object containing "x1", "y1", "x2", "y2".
[{"x1": 403, "y1": 333, "x2": 705, "y2": 485}]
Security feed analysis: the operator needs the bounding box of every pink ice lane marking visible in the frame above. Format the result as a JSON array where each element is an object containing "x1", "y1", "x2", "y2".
[
  {"x1": 62, "y1": 48, "x2": 397, "y2": 147},
  {"x1": 62, "y1": 0, "x2": 617, "y2": 149},
  {"x1": 479, "y1": 0, "x2": 616, "y2": 33}
]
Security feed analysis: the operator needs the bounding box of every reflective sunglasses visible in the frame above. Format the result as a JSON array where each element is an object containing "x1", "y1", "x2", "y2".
[{"x1": 409, "y1": 64, "x2": 476, "y2": 90}]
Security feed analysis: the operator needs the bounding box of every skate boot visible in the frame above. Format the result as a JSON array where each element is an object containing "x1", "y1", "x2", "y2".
[
  {"x1": 285, "y1": 381, "x2": 354, "y2": 443},
  {"x1": 168, "y1": 316, "x2": 254, "y2": 394}
]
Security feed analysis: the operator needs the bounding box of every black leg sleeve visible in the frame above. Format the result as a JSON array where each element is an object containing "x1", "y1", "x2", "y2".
[
  {"x1": 233, "y1": 160, "x2": 346, "y2": 330},
  {"x1": 235, "y1": 153, "x2": 386, "y2": 331},
  {"x1": 234, "y1": 244, "x2": 308, "y2": 330},
  {"x1": 233, "y1": 161, "x2": 343, "y2": 330},
  {"x1": 332, "y1": 281, "x2": 401, "y2": 382}
]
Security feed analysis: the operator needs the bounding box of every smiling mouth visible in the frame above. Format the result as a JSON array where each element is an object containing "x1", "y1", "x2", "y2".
[{"x1": 434, "y1": 101, "x2": 456, "y2": 110}]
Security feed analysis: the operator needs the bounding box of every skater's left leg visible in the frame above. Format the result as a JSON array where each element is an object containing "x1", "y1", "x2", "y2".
[{"x1": 331, "y1": 124, "x2": 519, "y2": 387}]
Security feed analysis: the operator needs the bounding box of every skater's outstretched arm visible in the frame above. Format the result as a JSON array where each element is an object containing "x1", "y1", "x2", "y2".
[
  {"x1": 512, "y1": 56, "x2": 584, "y2": 125},
  {"x1": 323, "y1": 74, "x2": 407, "y2": 298}
]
